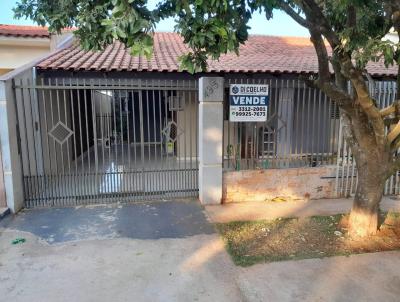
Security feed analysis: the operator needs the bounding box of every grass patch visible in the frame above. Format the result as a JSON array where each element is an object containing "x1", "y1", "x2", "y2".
[{"x1": 216, "y1": 212, "x2": 400, "y2": 267}]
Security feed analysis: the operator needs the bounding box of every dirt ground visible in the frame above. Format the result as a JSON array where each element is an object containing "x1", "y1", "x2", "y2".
[{"x1": 217, "y1": 212, "x2": 400, "y2": 266}]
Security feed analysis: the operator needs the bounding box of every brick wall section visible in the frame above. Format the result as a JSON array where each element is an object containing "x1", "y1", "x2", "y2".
[{"x1": 222, "y1": 166, "x2": 337, "y2": 203}]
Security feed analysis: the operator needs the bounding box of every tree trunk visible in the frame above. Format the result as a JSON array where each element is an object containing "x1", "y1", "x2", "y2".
[{"x1": 348, "y1": 165, "x2": 386, "y2": 237}]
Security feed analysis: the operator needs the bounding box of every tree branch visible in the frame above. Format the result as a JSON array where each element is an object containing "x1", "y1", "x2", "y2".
[
  {"x1": 380, "y1": 100, "x2": 400, "y2": 117},
  {"x1": 319, "y1": 82, "x2": 354, "y2": 112},
  {"x1": 387, "y1": 121, "x2": 400, "y2": 143},
  {"x1": 309, "y1": 30, "x2": 330, "y2": 83},
  {"x1": 330, "y1": 53, "x2": 347, "y2": 91},
  {"x1": 339, "y1": 56, "x2": 386, "y2": 147},
  {"x1": 301, "y1": 0, "x2": 340, "y2": 47},
  {"x1": 391, "y1": 136, "x2": 400, "y2": 153},
  {"x1": 278, "y1": 2, "x2": 314, "y2": 29}
]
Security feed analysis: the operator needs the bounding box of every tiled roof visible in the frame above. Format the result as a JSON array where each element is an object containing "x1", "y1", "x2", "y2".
[
  {"x1": 0, "y1": 24, "x2": 49, "y2": 38},
  {"x1": 36, "y1": 32, "x2": 397, "y2": 77}
]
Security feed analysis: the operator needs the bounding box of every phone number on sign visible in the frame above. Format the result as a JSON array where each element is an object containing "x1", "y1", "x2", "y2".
[
  {"x1": 231, "y1": 111, "x2": 266, "y2": 117},
  {"x1": 237, "y1": 106, "x2": 266, "y2": 112}
]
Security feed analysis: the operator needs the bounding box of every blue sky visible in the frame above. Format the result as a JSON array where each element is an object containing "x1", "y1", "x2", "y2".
[{"x1": 0, "y1": 0, "x2": 309, "y2": 37}]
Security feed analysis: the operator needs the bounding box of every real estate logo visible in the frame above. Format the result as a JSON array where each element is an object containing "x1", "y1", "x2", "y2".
[{"x1": 231, "y1": 85, "x2": 239, "y2": 95}]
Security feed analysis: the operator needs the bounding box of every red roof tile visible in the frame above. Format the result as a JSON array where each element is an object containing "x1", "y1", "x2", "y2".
[
  {"x1": 36, "y1": 32, "x2": 397, "y2": 77},
  {"x1": 0, "y1": 24, "x2": 49, "y2": 38}
]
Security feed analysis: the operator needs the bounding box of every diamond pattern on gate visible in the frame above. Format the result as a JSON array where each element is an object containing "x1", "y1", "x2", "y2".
[
  {"x1": 161, "y1": 121, "x2": 183, "y2": 143},
  {"x1": 49, "y1": 121, "x2": 73, "y2": 144}
]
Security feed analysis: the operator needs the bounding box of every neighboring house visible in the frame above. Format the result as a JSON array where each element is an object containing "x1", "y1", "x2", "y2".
[
  {"x1": 0, "y1": 24, "x2": 71, "y2": 75},
  {"x1": 0, "y1": 24, "x2": 73, "y2": 208},
  {"x1": 0, "y1": 32, "x2": 397, "y2": 211}
]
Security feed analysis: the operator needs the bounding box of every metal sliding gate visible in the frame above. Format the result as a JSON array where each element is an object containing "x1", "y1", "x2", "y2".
[{"x1": 14, "y1": 76, "x2": 199, "y2": 207}]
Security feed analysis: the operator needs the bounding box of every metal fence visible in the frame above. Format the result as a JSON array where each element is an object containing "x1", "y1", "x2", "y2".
[
  {"x1": 0, "y1": 147, "x2": 6, "y2": 207},
  {"x1": 223, "y1": 78, "x2": 340, "y2": 170},
  {"x1": 335, "y1": 81, "x2": 399, "y2": 197},
  {"x1": 13, "y1": 74, "x2": 199, "y2": 207}
]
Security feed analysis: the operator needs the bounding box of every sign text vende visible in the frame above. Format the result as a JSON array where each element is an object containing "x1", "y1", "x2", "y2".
[{"x1": 229, "y1": 84, "x2": 269, "y2": 122}]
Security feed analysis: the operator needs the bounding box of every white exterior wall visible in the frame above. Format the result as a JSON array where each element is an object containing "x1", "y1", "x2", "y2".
[{"x1": 0, "y1": 44, "x2": 49, "y2": 70}]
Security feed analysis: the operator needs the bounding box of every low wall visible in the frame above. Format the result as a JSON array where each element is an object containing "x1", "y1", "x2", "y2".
[{"x1": 223, "y1": 166, "x2": 337, "y2": 203}]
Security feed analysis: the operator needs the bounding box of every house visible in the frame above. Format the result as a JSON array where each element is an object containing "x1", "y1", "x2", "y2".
[
  {"x1": 0, "y1": 24, "x2": 72, "y2": 75},
  {"x1": 0, "y1": 32, "x2": 397, "y2": 212}
]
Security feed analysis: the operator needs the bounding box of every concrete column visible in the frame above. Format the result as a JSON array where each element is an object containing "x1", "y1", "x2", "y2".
[
  {"x1": 0, "y1": 80, "x2": 24, "y2": 212},
  {"x1": 198, "y1": 77, "x2": 224, "y2": 205}
]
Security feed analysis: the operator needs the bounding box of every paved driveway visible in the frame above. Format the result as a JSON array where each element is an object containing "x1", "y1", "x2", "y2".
[
  {"x1": 1, "y1": 200, "x2": 400, "y2": 302},
  {"x1": 0, "y1": 200, "x2": 214, "y2": 242}
]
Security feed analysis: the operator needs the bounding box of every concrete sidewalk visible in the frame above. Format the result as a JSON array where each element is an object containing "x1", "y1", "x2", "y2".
[
  {"x1": 237, "y1": 250, "x2": 400, "y2": 302},
  {"x1": 1, "y1": 200, "x2": 400, "y2": 301},
  {"x1": 205, "y1": 196, "x2": 400, "y2": 223}
]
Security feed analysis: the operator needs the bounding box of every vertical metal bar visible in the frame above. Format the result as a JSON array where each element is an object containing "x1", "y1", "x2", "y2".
[
  {"x1": 349, "y1": 149, "x2": 357, "y2": 195},
  {"x1": 163, "y1": 86, "x2": 169, "y2": 197},
  {"x1": 274, "y1": 78, "x2": 279, "y2": 167},
  {"x1": 126, "y1": 82, "x2": 131, "y2": 171},
  {"x1": 310, "y1": 88, "x2": 317, "y2": 166},
  {"x1": 146, "y1": 82, "x2": 151, "y2": 197},
  {"x1": 76, "y1": 85, "x2": 85, "y2": 200},
  {"x1": 322, "y1": 93, "x2": 328, "y2": 164},
  {"x1": 152, "y1": 88, "x2": 157, "y2": 194},
  {"x1": 158, "y1": 88, "x2": 163, "y2": 195},
  {"x1": 316, "y1": 89, "x2": 322, "y2": 165},
  {"x1": 139, "y1": 86, "x2": 145, "y2": 194},
  {"x1": 48, "y1": 82, "x2": 59, "y2": 204},
  {"x1": 195, "y1": 81, "x2": 199, "y2": 193},
  {"x1": 226, "y1": 79, "x2": 230, "y2": 170},
  {"x1": 71, "y1": 81, "x2": 78, "y2": 205},
  {"x1": 344, "y1": 143, "x2": 352, "y2": 196},
  {"x1": 326, "y1": 97, "x2": 333, "y2": 164},
  {"x1": 29, "y1": 74, "x2": 40, "y2": 205},
  {"x1": 189, "y1": 86, "x2": 194, "y2": 192},
  {"x1": 91, "y1": 89, "x2": 98, "y2": 200},
  {"x1": 69, "y1": 79, "x2": 78, "y2": 175},
  {"x1": 110, "y1": 86, "x2": 116, "y2": 197},
  {"x1": 293, "y1": 79, "x2": 299, "y2": 161},
  {"x1": 119, "y1": 84, "x2": 125, "y2": 194},
  {"x1": 40, "y1": 79, "x2": 51, "y2": 204},
  {"x1": 299, "y1": 81, "x2": 306, "y2": 161},
  {"x1": 183, "y1": 86, "x2": 187, "y2": 193},
  {"x1": 26, "y1": 78, "x2": 39, "y2": 205},
  {"x1": 284, "y1": 79, "x2": 291, "y2": 167},
  {"x1": 61, "y1": 79, "x2": 71, "y2": 203},
  {"x1": 83, "y1": 79, "x2": 92, "y2": 200},
  {"x1": 334, "y1": 117, "x2": 343, "y2": 197},
  {"x1": 174, "y1": 82, "x2": 179, "y2": 195},
  {"x1": 131, "y1": 90, "x2": 138, "y2": 168},
  {"x1": 119, "y1": 81, "x2": 124, "y2": 167},
  {"x1": 54, "y1": 78, "x2": 65, "y2": 179},
  {"x1": 61, "y1": 79, "x2": 72, "y2": 174},
  {"x1": 341, "y1": 140, "x2": 348, "y2": 197}
]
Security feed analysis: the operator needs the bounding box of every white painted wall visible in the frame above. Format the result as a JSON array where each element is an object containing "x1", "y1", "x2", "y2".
[{"x1": 0, "y1": 44, "x2": 50, "y2": 70}]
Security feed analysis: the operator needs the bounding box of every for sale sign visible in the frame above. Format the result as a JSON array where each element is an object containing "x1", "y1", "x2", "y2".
[{"x1": 229, "y1": 84, "x2": 269, "y2": 122}]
